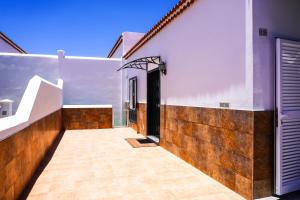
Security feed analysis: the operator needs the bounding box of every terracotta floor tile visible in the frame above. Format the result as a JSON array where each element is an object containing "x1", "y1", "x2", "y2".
[{"x1": 27, "y1": 128, "x2": 245, "y2": 200}]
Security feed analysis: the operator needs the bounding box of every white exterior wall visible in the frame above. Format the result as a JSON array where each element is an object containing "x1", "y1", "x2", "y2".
[
  {"x1": 0, "y1": 38, "x2": 21, "y2": 53},
  {"x1": 110, "y1": 32, "x2": 144, "y2": 59},
  {"x1": 109, "y1": 32, "x2": 144, "y2": 126},
  {"x1": 253, "y1": 0, "x2": 300, "y2": 110},
  {"x1": 111, "y1": 43, "x2": 123, "y2": 58},
  {"x1": 124, "y1": 0, "x2": 252, "y2": 109},
  {"x1": 109, "y1": 45, "x2": 126, "y2": 125},
  {"x1": 0, "y1": 52, "x2": 122, "y2": 126},
  {"x1": 0, "y1": 53, "x2": 59, "y2": 113},
  {"x1": 122, "y1": 32, "x2": 144, "y2": 56},
  {"x1": 59, "y1": 55, "x2": 122, "y2": 126}
]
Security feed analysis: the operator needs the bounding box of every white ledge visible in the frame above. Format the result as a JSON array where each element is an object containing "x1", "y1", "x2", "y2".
[
  {"x1": 64, "y1": 56, "x2": 121, "y2": 61},
  {"x1": 63, "y1": 105, "x2": 112, "y2": 108},
  {"x1": 0, "y1": 52, "x2": 57, "y2": 58},
  {"x1": 0, "y1": 76, "x2": 63, "y2": 141}
]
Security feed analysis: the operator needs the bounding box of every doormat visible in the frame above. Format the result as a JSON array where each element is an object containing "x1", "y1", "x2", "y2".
[{"x1": 125, "y1": 138, "x2": 158, "y2": 148}]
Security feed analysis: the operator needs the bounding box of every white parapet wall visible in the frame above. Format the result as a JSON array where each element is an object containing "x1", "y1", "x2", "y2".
[
  {"x1": 0, "y1": 75, "x2": 63, "y2": 141},
  {"x1": 0, "y1": 53, "x2": 59, "y2": 113},
  {"x1": 62, "y1": 105, "x2": 112, "y2": 109},
  {"x1": 58, "y1": 52, "x2": 122, "y2": 126},
  {"x1": 0, "y1": 51, "x2": 123, "y2": 127}
]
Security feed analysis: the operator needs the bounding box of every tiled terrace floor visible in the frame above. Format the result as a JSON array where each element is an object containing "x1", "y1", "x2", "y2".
[{"x1": 27, "y1": 128, "x2": 245, "y2": 200}]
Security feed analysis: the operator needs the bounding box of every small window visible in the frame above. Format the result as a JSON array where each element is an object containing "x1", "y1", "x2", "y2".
[
  {"x1": 129, "y1": 77, "x2": 137, "y2": 110},
  {"x1": 129, "y1": 77, "x2": 137, "y2": 122},
  {"x1": 2, "y1": 111, "x2": 7, "y2": 116}
]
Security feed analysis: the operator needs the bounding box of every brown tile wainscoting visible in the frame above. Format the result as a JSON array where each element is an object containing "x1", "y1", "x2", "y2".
[
  {"x1": 126, "y1": 103, "x2": 147, "y2": 136},
  {"x1": 159, "y1": 105, "x2": 274, "y2": 200},
  {"x1": 253, "y1": 111, "x2": 274, "y2": 199},
  {"x1": 0, "y1": 109, "x2": 62, "y2": 200},
  {"x1": 62, "y1": 107, "x2": 112, "y2": 130}
]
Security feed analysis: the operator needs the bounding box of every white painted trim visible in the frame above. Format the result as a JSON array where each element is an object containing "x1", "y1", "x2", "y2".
[
  {"x1": 0, "y1": 99, "x2": 14, "y2": 103},
  {"x1": 0, "y1": 52, "x2": 58, "y2": 58},
  {"x1": 64, "y1": 56, "x2": 121, "y2": 61},
  {"x1": 245, "y1": 0, "x2": 254, "y2": 109},
  {"x1": 162, "y1": 104, "x2": 270, "y2": 111},
  {"x1": 63, "y1": 105, "x2": 112, "y2": 108}
]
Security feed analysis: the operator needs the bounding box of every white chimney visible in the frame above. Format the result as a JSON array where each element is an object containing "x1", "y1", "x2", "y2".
[{"x1": 0, "y1": 99, "x2": 14, "y2": 118}]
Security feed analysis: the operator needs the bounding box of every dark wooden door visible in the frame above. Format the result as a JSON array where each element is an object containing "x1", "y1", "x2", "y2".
[{"x1": 147, "y1": 69, "x2": 160, "y2": 138}]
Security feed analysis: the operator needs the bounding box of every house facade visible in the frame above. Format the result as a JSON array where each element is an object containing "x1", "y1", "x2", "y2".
[
  {"x1": 1, "y1": 0, "x2": 300, "y2": 199},
  {"x1": 109, "y1": 0, "x2": 300, "y2": 199}
]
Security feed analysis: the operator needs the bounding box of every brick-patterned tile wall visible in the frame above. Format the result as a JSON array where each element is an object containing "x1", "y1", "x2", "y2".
[
  {"x1": 253, "y1": 111, "x2": 274, "y2": 198},
  {"x1": 136, "y1": 103, "x2": 147, "y2": 136},
  {"x1": 126, "y1": 103, "x2": 147, "y2": 136},
  {"x1": 159, "y1": 105, "x2": 274, "y2": 200},
  {"x1": 62, "y1": 108, "x2": 112, "y2": 130},
  {"x1": 0, "y1": 110, "x2": 62, "y2": 200}
]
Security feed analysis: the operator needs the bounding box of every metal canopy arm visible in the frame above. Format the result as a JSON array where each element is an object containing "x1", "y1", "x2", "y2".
[{"x1": 117, "y1": 56, "x2": 161, "y2": 71}]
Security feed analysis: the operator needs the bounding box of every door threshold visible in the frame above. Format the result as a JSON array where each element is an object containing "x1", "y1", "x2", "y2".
[{"x1": 147, "y1": 135, "x2": 160, "y2": 144}]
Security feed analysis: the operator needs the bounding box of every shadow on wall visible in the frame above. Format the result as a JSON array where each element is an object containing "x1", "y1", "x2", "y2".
[
  {"x1": 0, "y1": 54, "x2": 59, "y2": 113},
  {"x1": 0, "y1": 75, "x2": 63, "y2": 141}
]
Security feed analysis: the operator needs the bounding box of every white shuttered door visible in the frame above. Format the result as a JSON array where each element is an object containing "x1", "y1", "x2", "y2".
[{"x1": 276, "y1": 38, "x2": 300, "y2": 195}]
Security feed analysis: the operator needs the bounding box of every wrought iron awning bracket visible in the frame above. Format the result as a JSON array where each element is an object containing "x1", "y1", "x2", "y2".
[{"x1": 117, "y1": 56, "x2": 161, "y2": 71}]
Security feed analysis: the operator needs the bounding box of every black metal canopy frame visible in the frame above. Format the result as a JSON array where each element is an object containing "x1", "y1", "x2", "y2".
[{"x1": 117, "y1": 56, "x2": 161, "y2": 72}]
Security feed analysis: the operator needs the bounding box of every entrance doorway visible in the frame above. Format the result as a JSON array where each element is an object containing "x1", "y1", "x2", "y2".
[
  {"x1": 275, "y1": 38, "x2": 300, "y2": 195},
  {"x1": 147, "y1": 69, "x2": 160, "y2": 142}
]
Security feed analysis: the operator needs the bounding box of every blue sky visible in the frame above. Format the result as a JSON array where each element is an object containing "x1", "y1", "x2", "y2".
[{"x1": 0, "y1": 0, "x2": 178, "y2": 57}]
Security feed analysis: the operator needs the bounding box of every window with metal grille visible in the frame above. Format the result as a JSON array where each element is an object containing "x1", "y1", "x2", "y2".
[{"x1": 129, "y1": 77, "x2": 137, "y2": 122}]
